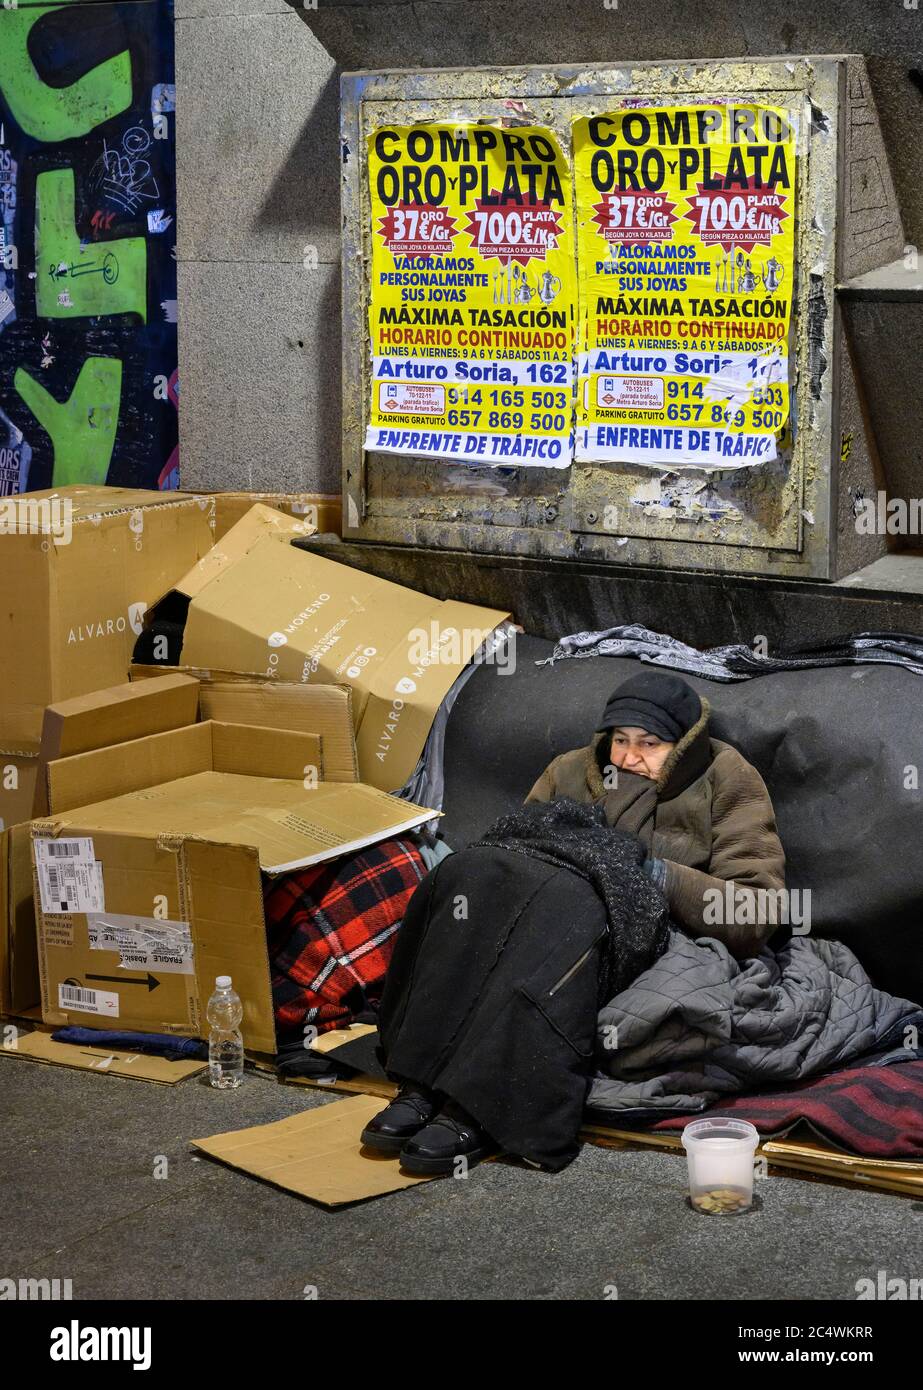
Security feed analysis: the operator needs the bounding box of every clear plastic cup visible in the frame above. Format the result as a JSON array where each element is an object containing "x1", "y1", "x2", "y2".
[{"x1": 681, "y1": 1118, "x2": 760, "y2": 1215}]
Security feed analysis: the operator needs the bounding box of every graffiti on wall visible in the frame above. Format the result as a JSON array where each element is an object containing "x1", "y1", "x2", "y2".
[{"x1": 0, "y1": 0, "x2": 178, "y2": 495}]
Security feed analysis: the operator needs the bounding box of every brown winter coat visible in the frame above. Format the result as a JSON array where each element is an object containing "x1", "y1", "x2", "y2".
[{"x1": 525, "y1": 698, "x2": 786, "y2": 957}]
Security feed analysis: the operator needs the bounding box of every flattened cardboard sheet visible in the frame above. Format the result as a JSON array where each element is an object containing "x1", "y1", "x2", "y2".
[
  {"x1": 43, "y1": 769, "x2": 436, "y2": 873},
  {"x1": 0, "y1": 1026, "x2": 206, "y2": 1082},
  {"x1": 192, "y1": 1093, "x2": 437, "y2": 1205}
]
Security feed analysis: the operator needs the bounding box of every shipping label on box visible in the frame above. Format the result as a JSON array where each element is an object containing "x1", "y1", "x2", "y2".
[{"x1": 33, "y1": 837, "x2": 105, "y2": 914}]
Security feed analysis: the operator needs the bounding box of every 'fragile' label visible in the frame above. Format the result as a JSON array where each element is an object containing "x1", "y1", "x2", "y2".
[{"x1": 86, "y1": 913, "x2": 194, "y2": 975}]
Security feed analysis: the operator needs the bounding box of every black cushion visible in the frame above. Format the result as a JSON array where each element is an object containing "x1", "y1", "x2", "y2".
[{"x1": 440, "y1": 635, "x2": 923, "y2": 1005}]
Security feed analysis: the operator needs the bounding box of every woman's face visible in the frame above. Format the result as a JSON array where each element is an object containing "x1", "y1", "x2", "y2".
[{"x1": 608, "y1": 726, "x2": 675, "y2": 781}]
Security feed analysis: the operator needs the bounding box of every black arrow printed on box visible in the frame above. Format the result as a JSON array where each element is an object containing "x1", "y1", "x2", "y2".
[{"x1": 86, "y1": 973, "x2": 160, "y2": 992}]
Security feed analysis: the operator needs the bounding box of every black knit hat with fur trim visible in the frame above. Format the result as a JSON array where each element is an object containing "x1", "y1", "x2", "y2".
[{"x1": 596, "y1": 671, "x2": 702, "y2": 744}]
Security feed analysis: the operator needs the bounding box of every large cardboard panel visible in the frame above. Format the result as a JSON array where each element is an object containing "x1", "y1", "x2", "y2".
[
  {"x1": 192, "y1": 1094, "x2": 436, "y2": 1205},
  {"x1": 36, "y1": 829, "x2": 205, "y2": 1038},
  {"x1": 0, "y1": 488, "x2": 213, "y2": 748},
  {"x1": 40, "y1": 673, "x2": 200, "y2": 761},
  {"x1": 46, "y1": 722, "x2": 214, "y2": 815},
  {"x1": 170, "y1": 503, "x2": 312, "y2": 603},
  {"x1": 45, "y1": 722, "x2": 325, "y2": 819},
  {"x1": 130, "y1": 668, "x2": 360, "y2": 784},
  {"x1": 183, "y1": 838, "x2": 275, "y2": 1053},
  {"x1": 158, "y1": 508, "x2": 507, "y2": 790},
  {"x1": 42, "y1": 768, "x2": 436, "y2": 873},
  {"x1": 198, "y1": 681, "x2": 357, "y2": 782},
  {"x1": 35, "y1": 674, "x2": 201, "y2": 817}
]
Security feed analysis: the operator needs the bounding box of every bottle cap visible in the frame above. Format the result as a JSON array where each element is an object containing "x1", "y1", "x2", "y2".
[{"x1": 216, "y1": 975, "x2": 232, "y2": 989}]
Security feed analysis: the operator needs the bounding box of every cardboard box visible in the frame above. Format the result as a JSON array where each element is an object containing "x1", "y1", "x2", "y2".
[
  {"x1": 0, "y1": 825, "x2": 38, "y2": 1016},
  {"x1": 34, "y1": 672, "x2": 201, "y2": 817},
  {"x1": 0, "y1": 749, "x2": 40, "y2": 1015},
  {"x1": 0, "y1": 672, "x2": 359, "y2": 1018},
  {"x1": 0, "y1": 675, "x2": 202, "y2": 1017},
  {"x1": 194, "y1": 490, "x2": 342, "y2": 541},
  {"x1": 131, "y1": 667, "x2": 359, "y2": 782},
  {"x1": 144, "y1": 503, "x2": 508, "y2": 791},
  {"x1": 0, "y1": 486, "x2": 214, "y2": 750},
  {"x1": 33, "y1": 721, "x2": 437, "y2": 1049}
]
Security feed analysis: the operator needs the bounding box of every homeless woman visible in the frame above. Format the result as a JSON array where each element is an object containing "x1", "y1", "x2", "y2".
[{"x1": 362, "y1": 671, "x2": 787, "y2": 1175}]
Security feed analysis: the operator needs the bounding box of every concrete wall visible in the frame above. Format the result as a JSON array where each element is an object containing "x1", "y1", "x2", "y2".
[
  {"x1": 175, "y1": 0, "x2": 923, "y2": 492},
  {"x1": 174, "y1": 0, "x2": 341, "y2": 490}
]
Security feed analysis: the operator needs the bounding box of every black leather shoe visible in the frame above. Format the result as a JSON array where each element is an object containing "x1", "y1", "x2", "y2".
[
  {"x1": 360, "y1": 1082, "x2": 439, "y2": 1154},
  {"x1": 399, "y1": 1100, "x2": 499, "y2": 1175}
]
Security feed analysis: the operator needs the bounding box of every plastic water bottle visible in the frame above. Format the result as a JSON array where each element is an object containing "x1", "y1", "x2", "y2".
[{"x1": 207, "y1": 975, "x2": 244, "y2": 1089}]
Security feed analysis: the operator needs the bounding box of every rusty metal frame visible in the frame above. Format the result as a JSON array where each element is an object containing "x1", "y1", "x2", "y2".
[{"x1": 340, "y1": 57, "x2": 855, "y2": 579}]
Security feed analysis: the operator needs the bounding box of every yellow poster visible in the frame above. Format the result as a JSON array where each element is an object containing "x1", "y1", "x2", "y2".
[
  {"x1": 574, "y1": 104, "x2": 796, "y2": 469},
  {"x1": 366, "y1": 123, "x2": 576, "y2": 468}
]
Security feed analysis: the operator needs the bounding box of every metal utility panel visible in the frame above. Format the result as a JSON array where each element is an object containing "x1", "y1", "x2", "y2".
[{"x1": 340, "y1": 57, "x2": 902, "y2": 580}]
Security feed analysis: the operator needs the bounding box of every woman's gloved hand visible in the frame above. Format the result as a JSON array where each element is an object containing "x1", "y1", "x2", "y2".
[{"x1": 642, "y1": 856, "x2": 668, "y2": 890}]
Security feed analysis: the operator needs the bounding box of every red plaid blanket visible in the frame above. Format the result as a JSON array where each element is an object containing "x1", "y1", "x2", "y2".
[
  {"x1": 647, "y1": 1059, "x2": 923, "y2": 1157},
  {"x1": 265, "y1": 836, "x2": 427, "y2": 1042}
]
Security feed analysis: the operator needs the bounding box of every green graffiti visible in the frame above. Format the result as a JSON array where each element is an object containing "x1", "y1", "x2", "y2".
[
  {"x1": 0, "y1": 2, "x2": 131, "y2": 142},
  {"x1": 36, "y1": 168, "x2": 147, "y2": 321},
  {"x1": 14, "y1": 356, "x2": 122, "y2": 486}
]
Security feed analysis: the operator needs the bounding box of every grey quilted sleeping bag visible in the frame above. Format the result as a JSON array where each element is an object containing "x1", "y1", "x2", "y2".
[{"x1": 588, "y1": 930, "x2": 923, "y2": 1117}]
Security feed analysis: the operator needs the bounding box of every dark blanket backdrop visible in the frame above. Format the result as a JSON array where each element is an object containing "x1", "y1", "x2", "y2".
[{"x1": 439, "y1": 635, "x2": 923, "y2": 1008}]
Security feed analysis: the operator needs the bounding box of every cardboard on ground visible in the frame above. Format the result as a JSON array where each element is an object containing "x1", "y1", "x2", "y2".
[
  {"x1": 0, "y1": 1026, "x2": 206, "y2": 1083},
  {"x1": 192, "y1": 1094, "x2": 436, "y2": 1205}
]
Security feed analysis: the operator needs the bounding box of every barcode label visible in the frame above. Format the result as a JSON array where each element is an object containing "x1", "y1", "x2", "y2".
[
  {"x1": 36, "y1": 857, "x2": 105, "y2": 914},
  {"x1": 58, "y1": 983, "x2": 119, "y2": 1017},
  {"x1": 34, "y1": 837, "x2": 95, "y2": 866}
]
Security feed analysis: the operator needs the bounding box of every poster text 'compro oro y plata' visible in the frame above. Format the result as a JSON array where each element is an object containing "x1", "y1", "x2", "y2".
[
  {"x1": 574, "y1": 103, "x2": 796, "y2": 471},
  {"x1": 366, "y1": 123, "x2": 577, "y2": 469}
]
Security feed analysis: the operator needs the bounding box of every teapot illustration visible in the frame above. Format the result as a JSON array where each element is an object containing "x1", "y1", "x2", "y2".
[
  {"x1": 514, "y1": 273, "x2": 534, "y2": 304},
  {"x1": 736, "y1": 255, "x2": 785, "y2": 296},
  {"x1": 536, "y1": 270, "x2": 562, "y2": 304},
  {"x1": 762, "y1": 256, "x2": 785, "y2": 294}
]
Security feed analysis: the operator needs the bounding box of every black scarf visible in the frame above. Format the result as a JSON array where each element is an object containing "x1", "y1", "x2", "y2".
[{"x1": 473, "y1": 797, "x2": 671, "y2": 1005}]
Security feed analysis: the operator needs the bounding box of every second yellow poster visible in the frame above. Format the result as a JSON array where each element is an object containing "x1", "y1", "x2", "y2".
[{"x1": 574, "y1": 104, "x2": 796, "y2": 470}]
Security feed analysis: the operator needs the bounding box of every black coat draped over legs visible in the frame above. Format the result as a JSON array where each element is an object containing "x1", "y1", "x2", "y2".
[{"x1": 376, "y1": 845, "x2": 608, "y2": 1172}]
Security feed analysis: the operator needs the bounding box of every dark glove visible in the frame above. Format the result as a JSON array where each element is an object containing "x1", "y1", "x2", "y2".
[{"x1": 642, "y1": 856, "x2": 668, "y2": 891}]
